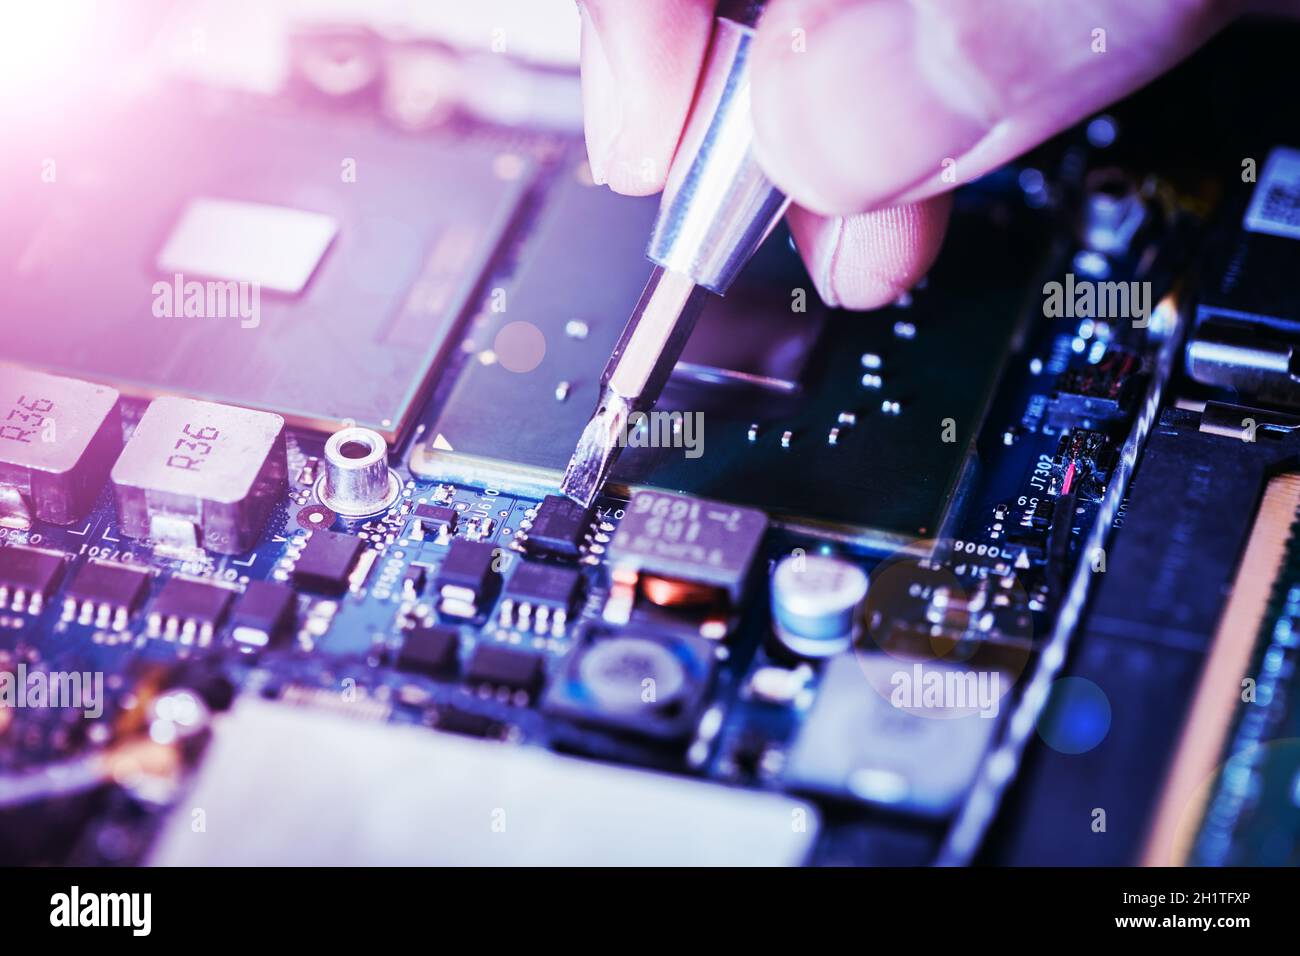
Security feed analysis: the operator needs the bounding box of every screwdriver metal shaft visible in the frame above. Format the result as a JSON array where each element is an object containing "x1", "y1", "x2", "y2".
[{"x1": 560, "y1": 0, "x2": 786, "y2": 506}]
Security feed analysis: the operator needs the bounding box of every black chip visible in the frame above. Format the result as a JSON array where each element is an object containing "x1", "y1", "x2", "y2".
[
  {"x1": 66, "y1": 560, "x2": 150, "y2": 611},
  {"x1": 0, "y1": 546, "x2": 65, "y2": 611},
  {"x1": 397, "y1": 624, "x2": 460, "y2": 678},
  {"x1": 292, "y1": 530, "x2": 364, "y2": 594},
  {"x1": 466, "y1": 644, "x2": 545, "y2": 694},
  {"x1": 149, "y1": 577, "x2": 235, "y2": 638},
  {"x1": 413, "y1": 503, "x2": 457, "y2": 534},
  {"x1": 402, "y1": 565, "x2": 428, "y2": 597},
  {"x1": 434, "y1": 703, "x2": 505, "y2": 739},
  {"x1": 229, "y1": 580, "x2": 296, "y2": 648},
  {"x1": 524, "y1": 495, "x2": 591, "y2": 558},
  {"x1": 504, "y1": 561, "x2": 581, "y2": 612},
  {"x1": 434, "y1": 539, "x2": 500, "y2": 604}
]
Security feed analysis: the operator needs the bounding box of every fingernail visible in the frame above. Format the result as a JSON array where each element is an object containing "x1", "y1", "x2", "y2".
[
  {"x1": 753, "y1": 0, "x2": 993, "y2": 214},
  {"x1": 805, "y1": 215, "x2": 844, "y2": 308},
  {"x1": 576, "y1": 1, "x2": 621, "y2": 186}
]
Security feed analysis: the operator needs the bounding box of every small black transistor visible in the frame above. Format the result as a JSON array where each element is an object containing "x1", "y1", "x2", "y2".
[
  {"x1": 0, "y1": 545, "x2": 66, "y2": 614},
  {"x1": 229, "y1": 581, "x2": 296, "y2": 649},
  {"x1": 466, "y1": 643, "x2": 545, "y2": 695},
  {"x1": 65, "y1": 564, "x2": 148, "y2": 616},
  {"x1": 501, "y1": 561, "x2": 582, "y2": 635},
  {"x1": 148, "y1": 577, "x2": 235, "y2": 643},
  {"x1": 434, "y1": 539, "x2": 501, "y2": 618},
  {"x1": 523, "y1": 495, "x2": 591, "y2": 559},
  {"x1": 412, "y1": 503, "x2": 457, "y2": 536},
  {"x1": 292, "y1": 531, "x2": 364, "y2": 594},
  {"x1": 397, "y1": 624, "x2": 461, "y2": 677}
]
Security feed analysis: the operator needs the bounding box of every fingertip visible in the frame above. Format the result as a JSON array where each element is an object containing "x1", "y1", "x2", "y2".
[
  {"x1": 788, "y1": 195, "x2": 952, "y2": 310},
  {"x1": 577, "y1": 0, "x2": 716, "y2": 197}
]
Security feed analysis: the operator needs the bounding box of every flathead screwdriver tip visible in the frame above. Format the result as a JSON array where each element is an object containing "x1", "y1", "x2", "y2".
[{"x1": 559, "y1": 392, "x2": 631, "y2": 508}]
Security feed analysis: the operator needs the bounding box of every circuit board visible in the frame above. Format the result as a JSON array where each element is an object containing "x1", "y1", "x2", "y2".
[{"x1": 3, "y1": 19, "x2": 1300, "y2": 868}]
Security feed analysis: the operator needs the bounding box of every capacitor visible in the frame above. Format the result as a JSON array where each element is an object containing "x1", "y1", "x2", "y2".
[
  {"x1": 316, "y1": 426, "x2": 400, "y2": 518},
  {"x1": 770, "y1": 553, "x2": 869, "y2": 658}
]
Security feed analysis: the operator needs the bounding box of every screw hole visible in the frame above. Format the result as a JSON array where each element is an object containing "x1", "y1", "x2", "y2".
[{"x1": 339, "y1": 440, "x2": 372, "y2": 460}]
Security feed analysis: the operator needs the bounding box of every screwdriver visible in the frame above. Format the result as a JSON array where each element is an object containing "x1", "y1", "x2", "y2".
[{"x1": 560, "y1": 0, "x2": 789, "y2": 507}]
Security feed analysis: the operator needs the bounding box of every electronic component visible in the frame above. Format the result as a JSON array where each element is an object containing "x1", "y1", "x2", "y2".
[
  {"x1": 0, "y1": 367, "x2": 122, "y2": 528},
  {"x1": 292, "y1": 530, "x2": 365, "y2": 595},
  {"x1": 500, "y1": 561, "x2": 581, "y2": 637},
  {"x1": 431, "y1": 703, "x2": 506, "y2": 740},
  {"x1": 157, "y1": 197, "x2": 338, "y2": 295},
  {"x1": 465, "y1": 643, "x2": 545, "y2": 696},
  {"x1": 770, "y1": 554, "x2": 869, "y2": 659},
  {"x1": 0, "y1": 103, "x2": 530, "y2": 441},
  {"x1": 746, "y1": 664, "x2": 813, "y2": 705},
  {"x1": 111, "y1": 397, "x2": 286, "y2": 555},
  {"x1": 229, "y1": 581, "x2": 297, "y2": 649},
  {"x1": 1187, "y1": 147, "x2": 1300, "y2": 407},
  {"x1": 147, "y1": 696, "x2": 818, "y2": 865},
  {"x1": 62, "y1": 560, "x2": 151, "y2": 631},
  {"x1": 434, "y1": 539, "x2": 501, "y2": 619},
  {"x1": 784, "y1": 653, "x2": 1002, "y2": 819},
  {"x1": 146, "y1": 576, "x2": 236, "y2": 645},
  {"x1": 401, "y1": 565, "x2": 428, "y2": 599},
  {"x1": 315, "y1": 426, "x2": 400, "y2": 518},
  {"x1": 521, "y1": 495, "x2": 591, "y2": 559},
  {"x1": 0, "y1": 545, "x2": 66, "y2": 616},
  {"x1": 412, "y1": 503, "x2": 457, "y2": 538},
  {"x1": 1050, "y1": 429, "x2": 1111, "y2": 500},
  {"x1": 411, "y1": 164, "x2": 1034, "y2": 543},
  {"x1": 396, "y1": 625, "x2": 460, "y2": 678},
  {"x1": 544, "y1": 628, "x2": 715, "y2": 741},
  {"x1": 609, "y1": 490, "x2": 765, "y2": 604},
  {"x1": 1049, "y1": 349, "x2": 1141, "y2": 426}
]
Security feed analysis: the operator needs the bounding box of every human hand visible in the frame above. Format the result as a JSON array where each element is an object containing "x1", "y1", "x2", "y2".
[{"x1": 574, "y1": 0, "x2": 1250, "y2": 308}]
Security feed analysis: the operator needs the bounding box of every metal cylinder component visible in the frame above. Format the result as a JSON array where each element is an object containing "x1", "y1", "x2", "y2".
[
  {"x1": 771, "y1": 554, "x2": 869, "y2": 658},
  {"x1": 646, "y1": 11, "x2": 789, "y2": 294},
  {"x1": 317, "y1": 426, "x2": 399, "y2": 517}
]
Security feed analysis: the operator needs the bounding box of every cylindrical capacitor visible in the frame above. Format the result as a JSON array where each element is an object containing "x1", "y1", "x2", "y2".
[
  {"x1": 770, "y1": 554, "x2": 869, "y2": 658},
  {"x1": 318, "y1": 426, "x2": 399, "y2": 517}
]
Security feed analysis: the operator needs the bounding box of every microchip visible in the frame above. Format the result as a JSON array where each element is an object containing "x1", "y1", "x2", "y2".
[
  {"x1": 500, "y1": 561, "x2": 581, "y2": 636},
  {"x1": 434, "y1": 539, "x2": 501, "y2": 619},
  {"x1": 432, "y1": 703, "x2": 505, "y2": 740},
  {"x1": 63, "y1": 560, "x2": 151, "y2": 630},
  {"x1": 412, "y1": 503, "x2": 457, "y2": 538},
  {"x1": 412, "y1": 165, "x2": 1035, "y2": 544},
  {"x1": 466, "y1": 643, "x2": 545, "y2": 696},
  {"x1": 0, "y1": 103, "x2": 529, "y2": 442},
  {"x1": 147, "y1": 576, "x2": 236, "y2": 645},
  {"x1": 0, "y1": 367, "x2": 122, "y2": 528},
  {"x1": 229, "y1": 581, "x2": 296, "y2": 649},
  {"x1": 523, "y1": 495, "x2": 591, "y2": 559},
  {"x1": 396, "y1": 625, "x2": 460, "y2": 678},
  {"x1": 292, "y1": 531, "x2": 364, "y2": 595},
  {"x1": 111, "y1": 397, "x2": 287, "y2": 555},
  {"x1": 0, "y1": 545, "x2": 66, "y2": 615},
  {"x1": 609, "y1": 490, "x2": 766, "y2": 602}
]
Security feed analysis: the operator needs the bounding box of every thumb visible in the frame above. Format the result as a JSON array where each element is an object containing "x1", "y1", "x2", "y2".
[{"x1": 750, "y1": 0, "x2": 1239, "y2": 215}]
